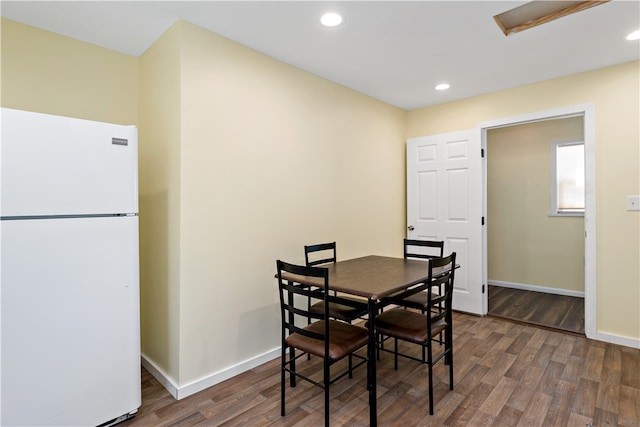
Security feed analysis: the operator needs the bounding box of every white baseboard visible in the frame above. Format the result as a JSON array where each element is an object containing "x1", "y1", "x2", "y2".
[
  {"x1": 141, "y1": 347, "x2": 281, "y2": 400},
  {"x1": 591, "y1": 331, "x2": 640, "y2": 349},
  {"x1": 488, "y1": 280, "x2": 585, "y2": 298},
  {"x1": 140, "y1": 354, "x2": 179, "y2": 398}
]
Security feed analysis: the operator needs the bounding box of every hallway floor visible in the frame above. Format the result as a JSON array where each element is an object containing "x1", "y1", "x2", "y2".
[{"x1": 488, "y1": 285, "x2": 585, "y2": 335}]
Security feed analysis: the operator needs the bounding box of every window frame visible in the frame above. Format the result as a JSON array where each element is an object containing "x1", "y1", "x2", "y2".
[{"x1": 549, "y1": 138, "x2": 585, "y2": 217}]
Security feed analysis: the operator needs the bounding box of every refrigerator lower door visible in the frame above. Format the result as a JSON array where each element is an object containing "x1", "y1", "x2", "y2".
[{"x1": 1, "y1": 216, "x2": 141, "y2": 427}]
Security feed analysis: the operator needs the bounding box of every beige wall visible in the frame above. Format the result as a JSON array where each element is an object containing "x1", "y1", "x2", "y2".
[
  {"x1": 408, "y1": 61, "x2": 640, "y2": 340},
  {"x1": 0, "y1": 19, "x2": 138, "y2": 124},
  {"x1": 175, "y1": 21, "x2": 406, "y2": 384},
  {"x1": 138, "y1": 24, "x2": 183, "y2": 383},
  {"x1": 487, "y1": 118, "x2": 584, "y2": 292}
]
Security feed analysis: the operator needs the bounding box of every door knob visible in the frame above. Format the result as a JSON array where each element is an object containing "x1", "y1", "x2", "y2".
[{"x1": 408, "y1": 225, "x2": 415, "y2": 231}]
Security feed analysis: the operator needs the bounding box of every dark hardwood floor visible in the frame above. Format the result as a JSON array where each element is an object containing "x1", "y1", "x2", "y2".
[
  {"x1": 488, "y1": 285, "x2": 585, "y2": 335},
  {"x1": 120, "y1": 312, "x2": 639, "y2": 426}
]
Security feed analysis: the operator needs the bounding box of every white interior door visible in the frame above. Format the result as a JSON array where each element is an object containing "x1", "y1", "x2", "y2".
[{"x1": 407, "y1": 130, "x2": 484, "y2": 314}]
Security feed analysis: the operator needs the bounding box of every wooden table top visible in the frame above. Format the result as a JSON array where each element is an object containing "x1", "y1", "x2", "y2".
[{"x1": 279, "y1": 255, "x2": 434, "y2": 300}]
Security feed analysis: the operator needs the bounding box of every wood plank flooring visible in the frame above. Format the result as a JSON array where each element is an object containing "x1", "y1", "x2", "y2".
[
  {"x1": 120, "y1": 312, "x2": 639, "y2": 426},
  {"x1": 488, "y1": 285, "x2": 585, "y2": 335}
]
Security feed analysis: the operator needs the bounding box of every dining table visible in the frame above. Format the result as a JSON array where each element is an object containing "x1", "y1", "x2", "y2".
[{"x1": 278, "y1": 254, "x2": 450, "y2": 427}]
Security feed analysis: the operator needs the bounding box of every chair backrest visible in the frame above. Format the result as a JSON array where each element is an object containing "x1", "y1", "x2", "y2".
[
  {"x1": 394, "y1": 251, "x2": 456, "y2": 323},
  {"x1": 427, "y1": 252, "x2": 456, "y2": 327},
  {"x1": 276, "y1": 260, "x2": 330, "y2": 344},
  {"x1": 404, "y1": 238, "x2": 444, "y2": 260},
  {"x1": 304, "y1": 242, "x2": 337, "y2": 266}
]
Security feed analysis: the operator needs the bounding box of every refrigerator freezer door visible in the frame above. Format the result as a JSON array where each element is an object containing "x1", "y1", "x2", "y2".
[
  {"x1": 1, "y1": 108, "x2": 138, "y2": 217},
  {"x1": 1, "y1": 216, "x2": 141, "y2": 426}
]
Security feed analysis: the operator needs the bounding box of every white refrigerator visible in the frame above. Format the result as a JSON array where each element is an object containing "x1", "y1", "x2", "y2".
[{"x1": 1, "y1": 108, "x2": 141, "y2": 426}]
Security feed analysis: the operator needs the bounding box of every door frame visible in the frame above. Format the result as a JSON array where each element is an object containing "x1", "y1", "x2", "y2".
[{"x1": 478, "y1": 103, "x2": 596, "y2": 339}]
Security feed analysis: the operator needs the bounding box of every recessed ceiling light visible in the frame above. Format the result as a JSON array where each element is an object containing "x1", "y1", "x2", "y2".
[
  {"x1": 627, "y1": 30, "x2": 640, "y2": 41},
  {"x1": 321, "y1": 12, "x2": 342, "y2": 27},
  {"x1": 435, "y1": 83, "x2": 450, "y2": 91}
]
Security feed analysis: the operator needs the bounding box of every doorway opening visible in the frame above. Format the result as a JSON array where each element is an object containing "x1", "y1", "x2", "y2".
[
  {"x1": 485, "y1": 117, "x2": 585, "y2": 335},
  {"x1": 479, "y1": 104, "x2": 596, "y2": 338}
]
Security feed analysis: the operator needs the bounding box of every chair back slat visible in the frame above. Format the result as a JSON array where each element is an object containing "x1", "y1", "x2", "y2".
[
  {"x1": 280, "y1": 280, "x2": 324, "y2": 300},
  {"x1": 286, "y1": 322, "x2": 325, "y2": 341},
  {"x1": 426, "y1": 252, "x2": 456, "y2": 331},
  {"x1": 326, "y1": 293, "x2": 367, "y2": 309},
  {"x1": 304, "y1": 242, "x2": 337, "y2": 266},
  {"x1": 404, "y1": 238, "x2": 444, "y2": 260},
  {"x1": 392, "y1": 281, "x2": 430, "y2": 300}
]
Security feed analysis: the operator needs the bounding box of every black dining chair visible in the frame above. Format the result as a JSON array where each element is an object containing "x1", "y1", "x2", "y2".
[
  {"x1": 374, "y1": 252, "x2": 456, "y2": 416},
  {"x1": 396, "y1": 238, "x2": 445, "y2": 312},
  {"x1": 380, "y1": 239, "x2": 445, "y2": 360},
  {"x1": 276, "y1": 260, "x2": 369, "y2": 427},
  {"x1": 305, "y1": 242, "x2": 368, "y2": 323}
]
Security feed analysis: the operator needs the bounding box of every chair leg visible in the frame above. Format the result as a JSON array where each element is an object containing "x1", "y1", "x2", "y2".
[
  {"x1": 421, "y1": 308, "x2": 427, "y2": 363},
  {"x1": 447, "y1": 328, "x2": 454, "y2": 390},
  {"x1": 444, "y1": 324, "x2": 452, "y2": 366},
  {"x1": 324, "y1": 358, "x2": 330, "y2": 427},
  {"x1": 449, "y1": 348, "x2": 454, "y2": 390},
  {"x1": 427, "y1": 342, "x2": 434, "y2": 416},
  {"x1": 289, "y1": 347, "x2": 296, "y2": 388},
  {"x1": 306, "y1": 295, "x2": 312, "y2": 361},
  {"x1": 394, "y1": 338, "x2": 399, "y2": 370},
  {"x1": 348, "y1": 354, "x2": 353, "y2": 378},
  {"x1": 281, "y1": 345, "x2": 286, "y2": 416}
]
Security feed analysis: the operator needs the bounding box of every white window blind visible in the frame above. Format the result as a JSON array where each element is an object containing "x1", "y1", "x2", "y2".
[{"x1": 551, "y1": 141, "x2": 585, "y2": 215}]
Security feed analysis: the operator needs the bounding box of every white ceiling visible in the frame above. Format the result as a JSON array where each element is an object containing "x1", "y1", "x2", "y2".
[{"x1": 2, "y1": 1, "x2": 639, "y2": 111}]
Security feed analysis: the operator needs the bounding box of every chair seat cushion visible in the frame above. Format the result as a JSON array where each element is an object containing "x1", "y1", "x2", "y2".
[
  {"x1": 286, "y1": 320, "x2": 369, "y2": 362},
  {"x1": 310, "y1": 297, "x2": 368, "y2": 322},
  {"x1": 375, "y1": 308, "x2": 447, "y2": 344}
]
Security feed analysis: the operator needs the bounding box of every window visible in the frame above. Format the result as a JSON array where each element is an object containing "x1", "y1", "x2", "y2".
[{"x1": 550, "y1": 140, "x2": 585, "y2": 216}]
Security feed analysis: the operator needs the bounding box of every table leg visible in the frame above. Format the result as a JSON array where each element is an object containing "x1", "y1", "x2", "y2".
[{"x1": 368, "y1": 298, "x2": 377, "y2": 427}]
